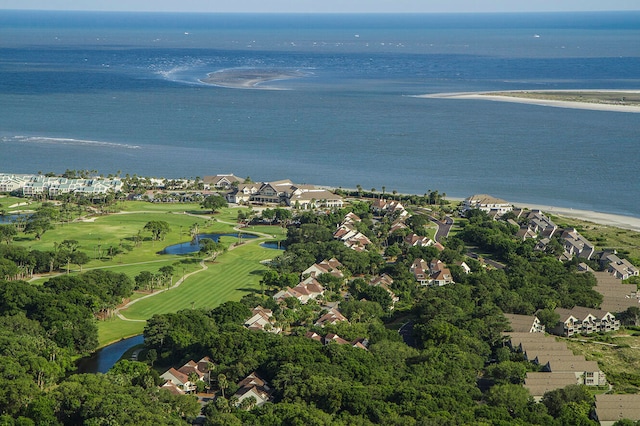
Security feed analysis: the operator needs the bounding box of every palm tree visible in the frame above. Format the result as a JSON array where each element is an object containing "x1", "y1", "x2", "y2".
[{"x1": 218, "y1": 374, "x2": 228, "y2": 398}]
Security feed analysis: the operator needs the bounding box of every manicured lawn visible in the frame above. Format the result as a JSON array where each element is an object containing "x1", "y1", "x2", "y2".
[
  {"x1": 564, "y1": 332, "x2": 640, "y2": 393},
  {"x1": 121, "y1": 242, "x2": 276, "y2": 320},
  {"x1": 8, "y1": 200, "x2": 286, "y2": 344},
  {"x1": 97, "y1": 317, "x2": 146, "y2": 347},
  {"x1": 0, "y1": 195, "x2": 37, "y2": 211}
]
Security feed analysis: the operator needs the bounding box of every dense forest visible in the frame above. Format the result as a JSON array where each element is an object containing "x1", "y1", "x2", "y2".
[
  {"x1": 139, "y1": 206, "x2": 618, "y2": 425},
  {"x1": 0, "y1": 199, "x2": 637, "y2": 425}
]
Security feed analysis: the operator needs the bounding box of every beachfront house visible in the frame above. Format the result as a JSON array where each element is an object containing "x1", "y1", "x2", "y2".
[{"x1": 461, "y1": 194, "x2": 513, "y2": 216}]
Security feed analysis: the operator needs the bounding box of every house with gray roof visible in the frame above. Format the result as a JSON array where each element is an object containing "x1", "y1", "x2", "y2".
[{"x1": 594, "y1": 394, "x2": 640, "y2": 426}]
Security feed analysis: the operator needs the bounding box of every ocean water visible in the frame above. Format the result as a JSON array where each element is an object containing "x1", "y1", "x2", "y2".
[{"x1": 0, "y1": 11, "x2": 639, "y2": 217}]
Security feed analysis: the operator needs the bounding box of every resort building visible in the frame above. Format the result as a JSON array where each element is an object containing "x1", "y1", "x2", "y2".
[
  {"x1": 202, "y1": 174, "x2": 242, "y2": 190},
  {"x1": 504, "y1": 313, "x2": 545, "y2": 333},
  {"x1": 594, "y1": 394, "x2": 640, "y2": 426},
  {"x1": 560, "y1": 228, "x2": 595, "y2": 260},
  {"x1": 409, "y1": 258, "x2": 454, "y2": 286},
  {"x1": 461, "y1": 194, "x2": 512, "y2": 215},
  {"x1": 225, "y1": 179, "x2": 344, "y2": 209},
  {"x1": 549, "y1": 307, "x2": 620, "y2": 337},
  {"x1": 505, "y1": 332, "x2": 607, "y2": 399}
]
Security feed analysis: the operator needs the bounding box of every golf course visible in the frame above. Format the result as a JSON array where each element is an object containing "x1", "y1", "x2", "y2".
[{"x1": 6, "y1": 198, "x2": 286, "y2": 346}]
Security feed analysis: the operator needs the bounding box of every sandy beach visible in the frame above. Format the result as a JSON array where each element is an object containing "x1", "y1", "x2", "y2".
[
  {"x1": 512, "y1": 203, "x2": 640, "y2": 232},
  {"x1": 418, "y1": 91, "x2": 640, "y2": 113},
  {"x1": 446, "y1": 196, "x2": 640, "y2": 232}
]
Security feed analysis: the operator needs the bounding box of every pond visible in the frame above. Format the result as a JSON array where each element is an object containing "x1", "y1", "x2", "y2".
[
  {"x1": 161, "y1": 232, "x2": 257, "y2": 255},
  {"x1": 76, "y1": 334, "x2": 144, "y2": 374},
  {"x1": 0, "y1": 213, "x2": 30, "y2": 224},
  {"x1": 260, "y1": 241, "x2": 285, "y2": 250}
]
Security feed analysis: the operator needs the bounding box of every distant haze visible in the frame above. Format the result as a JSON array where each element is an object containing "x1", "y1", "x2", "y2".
[{"x1": 2, "y1": 0, "x2": 640, "y2": 13}]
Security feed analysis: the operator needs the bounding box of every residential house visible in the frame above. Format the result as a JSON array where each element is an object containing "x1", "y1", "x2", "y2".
[
  {"x1": 404, "y1": 233, "x2": 433, "y2": 247},
  {"x1": 504, "y1": 313, "x2": 545, "y2": 333},
  {"x1": 410, "y1": 258, "x2": 430, "y2": 285},
  {"x1": 428, "y1": 259, "x2": 454, "y2": 286},
  {"x1": 461, "y1": 194, "x2": 512, "y2": 215},
  {"x1": 305, "y1": 331, "x2": 323, "y2": 343},
  {"x1": 409, "y1": 258, "x2": 454, "y2": 286},
  {"x1": 550, "y1": 307, "x2": 620, "y2": 337},
  {"x1": 371, "y1": 199, "x2": 407, "y2": 217},
  {"x1": 594, "y1": 394, "x2": 640, "y2": 426},
  {"x1": 244, "y1": 306, "x2": 280, "y2": 333},
  {"x1": 526, "y1": 210, "x2": 558, "y2": 238},
  {"x1": 369, "y1": 274, "x2": 399, "y2": 307},
  {"x1": 315, "y1": 307, "x2": 348, "y2": 326},
  {"x1": 161, "y1": 380, "x2": 186, "y2": 395},
  {"x1": 455, "y1": 261, "x2": 472, "y2": 274},
  {"x1": 160, "y1": 358, "x2": 212, "y2": 393},
  {"x1": 160, "y1": 368, "x2": 193, "y2": 392},
  {"x1": 506, "y1": 332, "x2": 607, "y2": 398},
  {"x1": 541, "y1": 359, "x2": 606, "y2": 386},
  {"x1": 603, "y1": 253, "x2": 639, "y2": 280},
  {"x1": 302, "y1": 258, "x2": 344, "y2": 279},
  {"x1": 273, "y1": 279, "x2": 325, "y2": 304},
  {"x1": 333, "y1": 215, "x2": 372, "y2": 252},
  {"x1": 560, "y1": 228, "x2": 596, "y2": 260},
  {"x1": 524, "y1": 372, "x2": 581, "y2": 401},
  {"x1": 234, "y1": 372, "x2": 272, "y2": 408}
]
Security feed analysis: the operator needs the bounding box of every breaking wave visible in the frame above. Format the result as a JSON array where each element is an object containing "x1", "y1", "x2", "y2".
[{"x1": 2, "y1": 135, "x2": 140, "y2": 149}]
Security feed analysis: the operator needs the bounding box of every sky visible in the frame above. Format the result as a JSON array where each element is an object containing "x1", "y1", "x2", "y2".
[{"x1": 2, "y1": 0, "x2": 640, "y2": 13}]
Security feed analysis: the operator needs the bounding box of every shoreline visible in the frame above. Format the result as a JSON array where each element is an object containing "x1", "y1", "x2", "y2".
[
  {"x1": 417, "y1": 91, "x2": 640, "y2": 113},
  {"x1": 512, "y1": 203, "x2": 640, "y2": 232},
  {"x1": 445, "y1": 196, "x2": 640, "y2": 232}
]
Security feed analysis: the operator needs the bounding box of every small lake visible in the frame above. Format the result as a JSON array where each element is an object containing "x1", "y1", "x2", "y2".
[
  {"x1": 0, "y1": 213, "x2": 30, "y2": 224},
  {"x1": 161, "y1": 232, "x2": 258, "y2": 255},
  {"x1": 260, "y1": 241, "x2": 285, "y2": 250},
  {"x1": 76, "y1": 334, "x2": 144, "y2": 374}
]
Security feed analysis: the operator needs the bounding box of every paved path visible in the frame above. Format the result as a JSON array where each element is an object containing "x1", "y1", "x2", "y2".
[{"x1": 114, "y1": 214, "x2": 278, "y2": 322}]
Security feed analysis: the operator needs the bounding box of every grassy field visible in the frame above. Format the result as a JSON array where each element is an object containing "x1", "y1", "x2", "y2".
[
  {"x1": 97, "y1": 317, "x2": 146, "y2": 347},
  {"x1": 564, "y1": 332, "x2": 640, "y2": 393},
  {"x1": 489, "y1": 91, "x2": 640, "y2": 107},
  {"x1": 6, "y1": 200, "x2": 287, "y2": 345},
  {"x1": 549, "y1": 215, "x2": 640, "y2": 263},
  {"x1": 121, "y1": 241, "x2": 275, "y2": 320}
]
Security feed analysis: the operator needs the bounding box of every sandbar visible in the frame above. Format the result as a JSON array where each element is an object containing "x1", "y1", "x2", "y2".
[
  {"x1": 418, "y1": 90, "x2": 640, "y2": 113},
  {"x1": 200, "y1": 68, "x2": 306, "y2": 89}
]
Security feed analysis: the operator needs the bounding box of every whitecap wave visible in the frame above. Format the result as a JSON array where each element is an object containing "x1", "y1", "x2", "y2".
[{"x1": 2, "y1": 135, "x2": 140, "y2": 149}]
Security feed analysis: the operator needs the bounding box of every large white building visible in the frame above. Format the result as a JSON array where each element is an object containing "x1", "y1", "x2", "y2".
[
  {"x1": 462, "y1": 194, "x2": 513, "y2": 215},
  {"x1": 0, "y1": 173, "x2": 123, "y2": 197}
]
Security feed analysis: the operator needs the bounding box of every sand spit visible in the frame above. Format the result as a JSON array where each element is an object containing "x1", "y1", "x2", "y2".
[{"x1": 418, "y1": 91, "x2": 640, "y2": 113}]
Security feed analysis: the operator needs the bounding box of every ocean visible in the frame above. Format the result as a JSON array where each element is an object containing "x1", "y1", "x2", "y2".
[{"x1": 0, "y1": 11, "x2": 639, "y2": 217}]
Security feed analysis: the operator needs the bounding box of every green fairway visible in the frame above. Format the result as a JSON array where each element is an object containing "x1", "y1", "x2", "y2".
[
  {"x1": 120, "y1": 241, "x2": 276, "y2": 320},
  {"x1": 7, "y1": 200, "x2": 287, "y2": 345},
  {"x1": 97, "y1": 317, "x2": 146, "y2": 347}
]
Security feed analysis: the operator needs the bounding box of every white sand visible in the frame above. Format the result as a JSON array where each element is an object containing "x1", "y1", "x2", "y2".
[
  {"x1": 446, "y1": 196, "x2": 640, "y2": 232},
  {"x1": 513, "y1": 203, "x2": 640, "y2": 232},
  {"x1": 418, "y1": 91, "x2": 640, "y2": 113}
]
